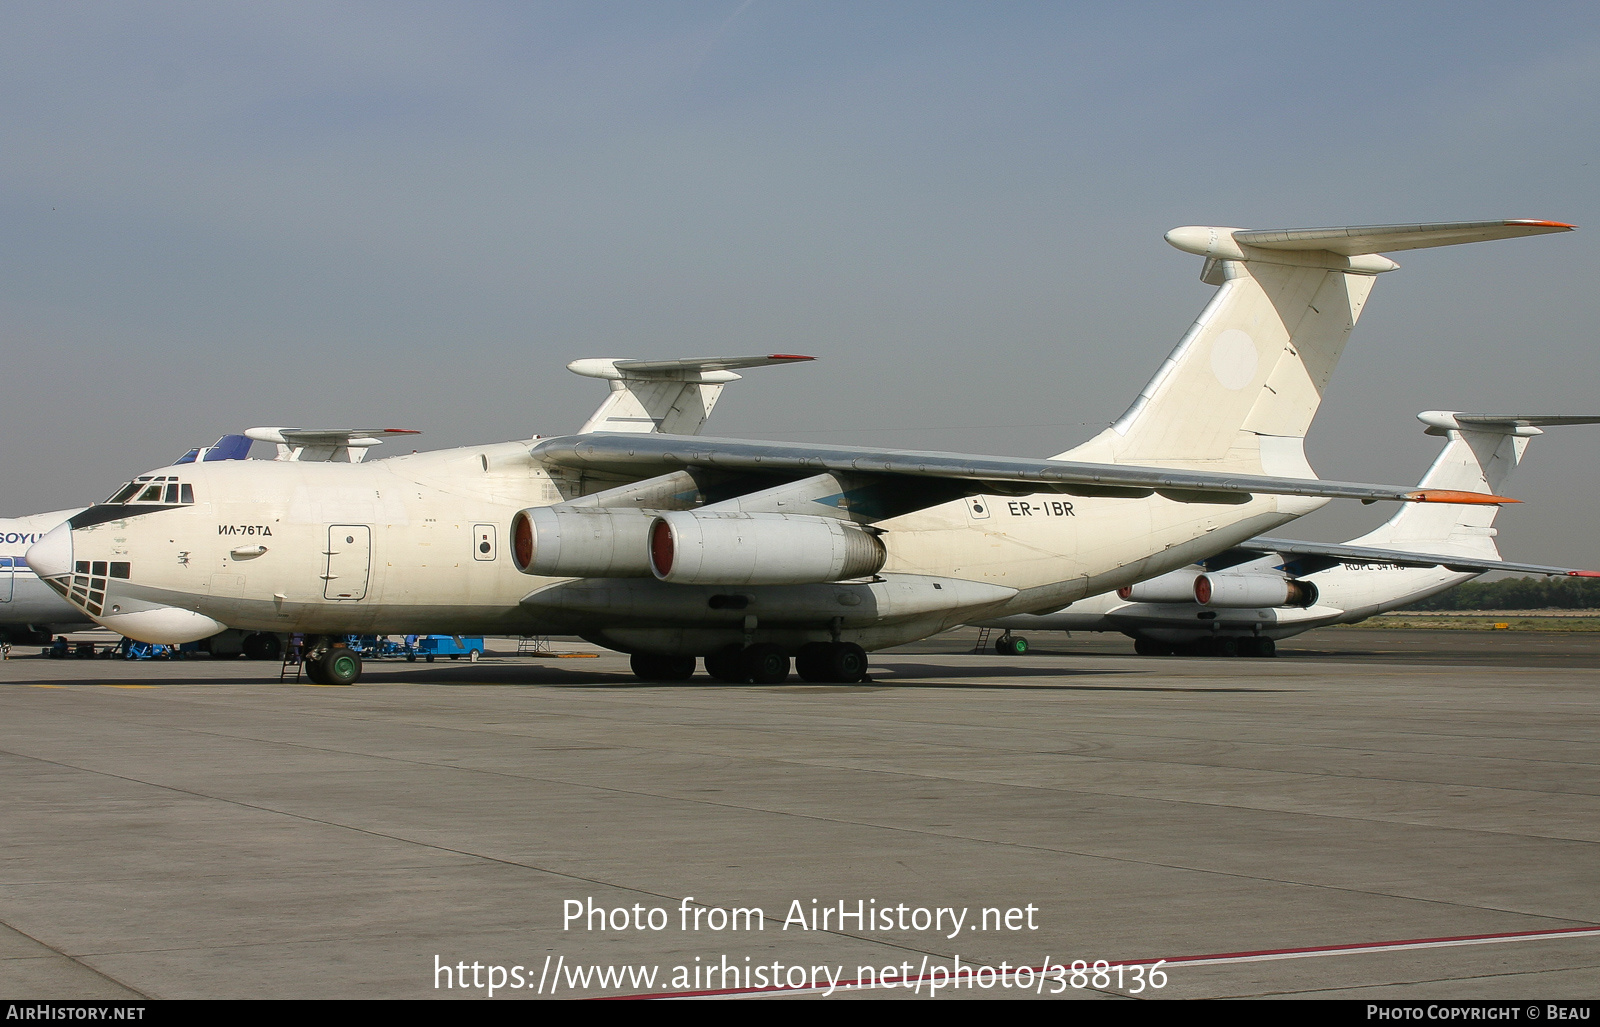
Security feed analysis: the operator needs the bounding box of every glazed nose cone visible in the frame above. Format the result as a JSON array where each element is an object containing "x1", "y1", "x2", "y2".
[{"x1": 26, "y1": 522, "x2": 73, "y2": 579}]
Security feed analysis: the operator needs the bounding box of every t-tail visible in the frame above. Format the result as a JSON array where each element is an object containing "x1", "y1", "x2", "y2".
[
  {"x1": 570, "y1": 354, "x2": 814, "y2": 435},
  {"x1": 1060, "y1": 220, "x2": 1575, "y2": 478},
  {"x1": 1350, "y1": 412, "x2": 1600, "y2": 557}
]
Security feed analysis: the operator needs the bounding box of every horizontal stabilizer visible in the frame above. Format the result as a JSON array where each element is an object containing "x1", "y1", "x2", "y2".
[
  {"x1": 1233, "y1": 220, "x2": 1574, "y2": 255},
  {"x1": 244, "y1": 427, "x2": 421, "y2": 463},
  {"x1": 1242, "y1": 537, "x2": 1599, "y2": 578},
  {"x1": 572, "y1": 355, "x2": 815, "y2": 435},
  {"x1": 569, "y1": 354, "x2": 814, "y2": 381}
]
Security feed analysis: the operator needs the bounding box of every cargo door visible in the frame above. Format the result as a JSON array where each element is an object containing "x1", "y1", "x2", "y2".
[{"x1": 323, "y1": 525, "x2": 372, "y2": 600}]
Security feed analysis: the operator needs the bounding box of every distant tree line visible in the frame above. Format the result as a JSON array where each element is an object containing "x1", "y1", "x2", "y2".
[{"x1": 1401, "y1": 575, "x2": 1600, "y2": 611}]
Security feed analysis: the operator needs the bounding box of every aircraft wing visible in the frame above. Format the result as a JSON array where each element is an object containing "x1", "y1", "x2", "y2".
[
  {"x1": 1231, "y1": 537, "x2": 1600, "y2": 577},
  {"x1": 530, "y1": 434, "x2": 1514, "y2": 510}
]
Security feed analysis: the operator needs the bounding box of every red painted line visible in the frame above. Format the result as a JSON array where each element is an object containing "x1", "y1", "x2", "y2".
[{"x1": 601, "y1": 924, "x2": 1600, "y2": 1000}]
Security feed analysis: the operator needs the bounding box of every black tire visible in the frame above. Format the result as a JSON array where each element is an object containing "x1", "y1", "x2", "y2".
[
  {"x1": 630, "y1": 653, "x2": 697, "y2": 681},
  {"x1": 425, "y1": 654, "x2": 434, "y2": 663},
  {"x1": 320, "y1": 648, "x2": 361, "y2": 686},
  {"x1": 704, "y1": 649, "x2": 747, "y2": 684},
  {"x1": 795, "y1": 642, "x2": 833, "y2": 682},
  {"x1": 303, "y1": 657, "x2": 327, "y2": 685},
  {"x1": 1214, "y1": 636, "x2": 1239, "y2": 658},
  {"x1": 1134, "y1": 637, "x2": 1163, "y2": 656},
  {"x1": 1256, "y1": 637, "x2": 1276, "y2": 658},
  {"x1": 995, "y1": 636, "x2": 1029, "y2": 656},
  {"x1": 244, "y1": 633, "x2": 282, "y2": 661},
  {"x1": 741, "y1": 644, "x2": 790, "y2": 685},
  {"x1": 824, "y1": 642, "x2": 869, "y2": 683}
]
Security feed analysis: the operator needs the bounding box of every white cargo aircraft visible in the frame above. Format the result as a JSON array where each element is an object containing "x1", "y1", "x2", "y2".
[
  {"x1": 977, "y1": 411, "x2": 1600, "y2": 656},
  {"x1": 26, "y1": 220, "x2": 1574, "y2": 685}
]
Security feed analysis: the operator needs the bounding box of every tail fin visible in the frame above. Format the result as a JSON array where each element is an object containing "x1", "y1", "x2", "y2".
[
  {"x1": 1060, "y1": 220, "x2": 1574, "y2": 475},
  {"x1": 570, "y1": 354, "x2": 814, "y2": 436},
  {"x1": 1352, "y1": 411, "x2": 1600, "y2": 556}
]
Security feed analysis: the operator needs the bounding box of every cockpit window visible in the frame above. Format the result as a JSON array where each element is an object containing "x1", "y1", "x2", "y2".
[{"x1": 102, "y1": 474, "x2": 197, "y2": 506}]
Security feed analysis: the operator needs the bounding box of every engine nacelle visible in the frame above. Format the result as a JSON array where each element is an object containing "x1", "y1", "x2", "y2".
[
  {"x1": 649, "y1": 512, "x2": 887, "y2": 585},
  {"x1": 510, "y1": 507, "x2": 655, "y2": 578},
  {"x1": 1117, "y1": 569, "x2": 1204, "y2": 604},
  {"x1": 1194, "y1": 573, "x2": 1318, "y2": 609}
]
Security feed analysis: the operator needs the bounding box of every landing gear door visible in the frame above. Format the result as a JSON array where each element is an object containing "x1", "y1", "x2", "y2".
[{"x1": 323, "y1": 525, "x2": 372, "y2": 600}]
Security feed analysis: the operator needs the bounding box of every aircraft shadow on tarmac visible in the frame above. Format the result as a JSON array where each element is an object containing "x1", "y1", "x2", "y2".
[{"x1": 246, "y1": 659, "x2": 1293, "y2": 694}]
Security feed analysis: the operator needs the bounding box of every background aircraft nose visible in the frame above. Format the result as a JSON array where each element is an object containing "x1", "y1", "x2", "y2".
[{"x1": 26, "y1": 522, "x2": 73, "y2": 579}]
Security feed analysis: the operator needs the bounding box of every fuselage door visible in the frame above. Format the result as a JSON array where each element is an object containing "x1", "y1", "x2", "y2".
[
  {"x1": 0, "y1": 557, "x2": 12, "y2": 602},
  {"x1": 323, "y1": 525, "x2": 372, "y2": 600}
]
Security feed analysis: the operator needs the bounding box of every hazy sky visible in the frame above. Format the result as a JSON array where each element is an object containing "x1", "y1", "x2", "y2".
[{"x1": 4, "y1": 2, "x2": 1599, "y2": 565}]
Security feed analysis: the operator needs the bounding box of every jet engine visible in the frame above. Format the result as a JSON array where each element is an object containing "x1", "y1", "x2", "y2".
[
  {"x1": 1194, "y1": 573, "x2": 1318, "y2": 608},
  {"x1": 1117, "y1": 568, "x2": 1204, "y2": 603},
  {"x1": 510, "y1": 507, "x2": 655, "y2": 577},
  {"x1": 648, "y1": 511, "x2": 886, "y2": 586}
]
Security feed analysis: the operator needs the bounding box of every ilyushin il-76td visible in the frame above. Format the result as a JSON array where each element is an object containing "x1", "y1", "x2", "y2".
[{"x1": 28, "y1": 219, "x2": 1574, "y2": 685}]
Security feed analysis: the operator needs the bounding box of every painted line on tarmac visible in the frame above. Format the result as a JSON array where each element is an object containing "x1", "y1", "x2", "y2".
[{"x1": 617, "y1": 924, "x2": 1600, "y2": 999}]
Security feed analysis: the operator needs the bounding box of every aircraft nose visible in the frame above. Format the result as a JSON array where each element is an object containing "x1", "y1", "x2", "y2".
[{"x1": 26, "y1": 522, "x2": 74, "y2": 579}]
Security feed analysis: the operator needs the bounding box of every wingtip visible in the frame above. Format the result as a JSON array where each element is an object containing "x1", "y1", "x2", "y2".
[
  {"x1": 1507, "y1": 219, "x2": 1576, "y2": 230},
  {"x1": 767, "y1": 353, "x2": 816, "y2": 361},
  {"x1": 1405, "y1": 489, "x2": 1519, "y2": 505},
  {"x1": 1567, "y1": 570, "x2": 1600, "y2": 578}
]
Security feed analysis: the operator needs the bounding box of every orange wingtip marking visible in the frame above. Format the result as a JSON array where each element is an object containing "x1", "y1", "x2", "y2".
[
  {"x1": 1568, "y1": 570, "x2": 1600, "y2": 578},
  {"x1": 1507, "y1": 219, "x2": 1576, "y2": 229},
  {"x1": 767, "y1": 354, "x2": 816, "y2": 360},
  {"x1": 1405, "y1": 490, "x2": 1519, "y2": 505},
  {"x1": 382, "y1": 428, "x2": 423, "y2": 434}
]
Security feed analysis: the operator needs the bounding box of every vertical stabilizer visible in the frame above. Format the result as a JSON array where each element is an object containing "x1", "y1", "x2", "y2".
[
  {"x1": 1059, "y1": 220, "x2": 1574, "y2": 476},
  {"x1": 1352, "y1": 412, "x2": 1600, "y2": 556}
]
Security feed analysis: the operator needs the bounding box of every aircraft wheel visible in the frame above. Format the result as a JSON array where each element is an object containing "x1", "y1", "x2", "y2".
[
  {"x1": 1134, "y1": 638, "x2": 1163, "y2": 656},
  {"x1": 303, "y1": 657, "x2": 327, "y2": 685},
  {"x1": 630, "y1": 653, "x2": 697, "y2": 681},
  {"x1": 795, "y1": 642, "x2": 833, "y2": 682},
  {"x1": 741, "y1": 644, "x2": 790, "y2": 685},
  {"x1": 994, "y1": 635, "x2": 1029, "y2": 656},
  {"x1": 824, "y1": 642, "x2": 868, "y2": 683},
  {"x1": 1214, "y1": 636, "x2": 1239, "y2": 658},
  {"x1": 244, "y1": 633, "x2": 282, "y2": 661},
  {"x1": 319, "y1": 647, "x2": 362, "y2": 686},
  {"x1": 704, "y1": 649, "x2": 748, "y2": 684},
  {"x1": 1256, "y1": 637, "x2": 1276, "y2": 658}
]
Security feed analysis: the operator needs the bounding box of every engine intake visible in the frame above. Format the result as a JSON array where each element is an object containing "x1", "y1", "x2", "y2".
[
  {"x1": 648, "y1": 512, "x2": 886, "y2": 585},
  {"x1": 1117, "y1": 569, "x2": 1204, "y2": 604},
  {"x1": 510, "y1": 507, "x2": 655, "y2": 578}
]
